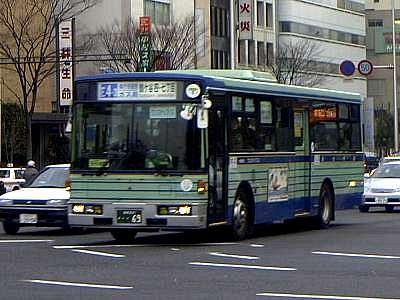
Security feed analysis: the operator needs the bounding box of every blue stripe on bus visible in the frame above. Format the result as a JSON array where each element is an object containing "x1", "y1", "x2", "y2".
[
  {"x1": 237, "y1": 155, "x2": 363, "y2": 164},
  {"x1": 226, "y1": 192, "x2": 362, "y2": 225}
]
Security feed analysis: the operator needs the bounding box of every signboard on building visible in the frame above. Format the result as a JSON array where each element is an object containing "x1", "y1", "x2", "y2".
[
  {"x1": 374, "y1": 27, "x2": 400, "y2": 54},
  {"x1": 364, "y1": 96, "x2": 375, "y2": 154},
  {"x1": 238, "y1": 0, "x2": 253, "y2": 40},
  {"x1": 59, "y1": 19, "x2": 74, "y2": 106},
  {"x1": 139, "y1": 17, "x2": 152, "y2": 72}
]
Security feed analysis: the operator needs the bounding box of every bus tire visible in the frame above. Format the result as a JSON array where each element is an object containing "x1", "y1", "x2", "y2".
[
  {"x1": 3, "y1": 221, "x2": 19, "y2": 235},
  {"x1": 385, "y1": 206, "x2": 394, "y2": 212},
  {"x1": 231, "y1": 189, "x2": 251, "y2": 241},
  {"x1": 359, "y1": 205, "x2": 369, "y2": 213},
  {"x1": 313, "y1": 184, "x2": 333, "y2": 229},
  {"x1": 110, "y1": 229, "x2": 137, "y2": 243}
]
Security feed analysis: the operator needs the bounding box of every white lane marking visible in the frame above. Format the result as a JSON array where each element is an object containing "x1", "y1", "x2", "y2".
[
  {"x1": 313, "y1": 251, "x2": 400, "y2": 260},
  {"x1": 256, "y1": 292, "x2": 400, "y2": 300},
  {"x1": 71, "y1": 249, "x2": 125, "y2": 258},
  {"x1": 23, "y1": 279, "x2": 133, "y2": 290},
  {"x1": 54, "y1": 242, "x2": 237, "y2": 249},
  {"x1": 0, "y1": 240, "x2": 54, "y2": 243},
  {"x1": 250, "y1": 244, "x2": 265, "y2": 248},
  {"x1": 170, "y1": 248, "x2": 180, "y2": 251},
  {"x1": 189, "y1": 262, "x2": 296, "y2": 271},
  {"x1": 209, "y1": 252, "x2": 259, "y2": 260}
]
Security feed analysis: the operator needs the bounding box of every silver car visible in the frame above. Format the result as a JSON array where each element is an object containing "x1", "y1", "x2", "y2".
[{"x1": 361, "y1": 161, "x2": 400, "y2": 212}]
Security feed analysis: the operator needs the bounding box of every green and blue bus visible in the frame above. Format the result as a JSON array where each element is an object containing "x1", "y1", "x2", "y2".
[{"x1": 68, "y1": 70, "x2": 364, "y2": 241}]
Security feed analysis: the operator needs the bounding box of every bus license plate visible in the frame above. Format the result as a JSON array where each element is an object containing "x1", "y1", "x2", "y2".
[
  {"x1": 375, "y1": 197, "x2": 388, "y2": 204},
  {"x1": 117, "y1": 210, "x2": 142, "y2": 224},
  {"x1": 20, "y1": 214, "x2": 38, "y2": 224}
]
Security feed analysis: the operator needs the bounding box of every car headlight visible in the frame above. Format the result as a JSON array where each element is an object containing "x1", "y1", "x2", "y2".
[
  {"x1": 46, "y1": 199, "x2": 68, "y2": 205},
  {"x1": 0, "y1": 199, "x2": 13, "y2": 205}
]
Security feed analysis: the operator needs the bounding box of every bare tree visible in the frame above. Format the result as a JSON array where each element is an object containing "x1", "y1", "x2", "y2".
[
  {"x1": 95, "y1": 16, "x2": 200, "y2": 72},
  {"x1": 0, "y1": 0, "x2": 98, "y2": 160},
  {"x1": 271, "y1": 39, "x2": 325, "y2": 87}
]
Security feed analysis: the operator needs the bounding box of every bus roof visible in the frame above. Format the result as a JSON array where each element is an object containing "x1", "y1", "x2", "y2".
[{"x1": 77, "y1": 69, "x2": 362, "y2": 104}]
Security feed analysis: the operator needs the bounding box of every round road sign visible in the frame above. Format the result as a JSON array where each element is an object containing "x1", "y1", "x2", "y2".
[
  {"x1": 339, "y1": 60, "x2": 356, "y2": 77},
  {"x1": 357, "y1": 60, "x2": 373, "y2": 76}
]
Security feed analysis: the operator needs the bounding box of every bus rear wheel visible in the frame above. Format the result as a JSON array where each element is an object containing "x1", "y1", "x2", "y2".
[
  {"x1": 359, "y1": 205, "x2": 369, "y2": 213},
  {"x1": 231, "y1": 190, "x2": 251, "y2": 241},
  {"x1": 110, "y1": 229, "x2": 137, "y2": 243},
  {"x1": 313, "y1": 184, "x2": 333, "y2": 229}
]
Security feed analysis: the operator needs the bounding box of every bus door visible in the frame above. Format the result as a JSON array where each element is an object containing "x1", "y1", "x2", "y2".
[
  {"x1": 208, "y1": 106, "x2": 227, "y2": 224},
  {"x1": 293, "y1": 109, "x2": 311, "y2": 213}
]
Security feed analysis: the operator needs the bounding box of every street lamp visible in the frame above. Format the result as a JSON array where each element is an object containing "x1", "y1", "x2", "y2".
[{"x1": 392, "y1": 0, "x2": 399, "y2": 152}]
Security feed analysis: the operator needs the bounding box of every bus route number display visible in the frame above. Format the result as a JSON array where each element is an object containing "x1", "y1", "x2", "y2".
[{"x1": 98, "y1": 81, "x2": 177, "y2": 100}]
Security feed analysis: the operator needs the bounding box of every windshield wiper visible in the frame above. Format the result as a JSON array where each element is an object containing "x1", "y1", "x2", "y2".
[{"x1": 33, "y1": 185, "x2": 62, "y2": 188}]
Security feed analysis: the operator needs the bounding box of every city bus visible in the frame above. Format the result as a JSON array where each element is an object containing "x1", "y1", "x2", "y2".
[{"x1": 68, "y1": 70, "x2": 364, "y2": 241}]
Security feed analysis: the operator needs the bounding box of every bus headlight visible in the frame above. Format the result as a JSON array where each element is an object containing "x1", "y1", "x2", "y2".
[
  {"x1": 71, "y1": 204, "x2": 103, "y2": 215},
  {"x1": 158, "y1": 205, "x2": 192, "y2": 216}
]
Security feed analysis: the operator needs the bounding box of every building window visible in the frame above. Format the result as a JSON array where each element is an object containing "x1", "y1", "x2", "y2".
[
  {"x1": 257, "y1": 1, "x2": 264, "y2": 27},
  {"x1": 266, "y1": 3, "x2": 273, "y2": 28},
  {"x1": 368, "y1": 79, "x2": 386, "y2": 96},
  {"x1": 248, "y1": 40, "x2": 255, "y2": 65},
  {"x1": 238, "y1": 40, "x2": 246, "y2": 64},
  {"x1": 257, "y1": 41, "x2": 265, "y2": 66},
  {"x1": 266, "y1": 43, "x2": 273, "y2": 66},
  {"x1": 337, "y1": 0, "x2": 365, "y2": 13},
  {"x1": 211, "y1": 5, "x2": 228, "y2": 38},
  {"x1": 368, "y1": 19, "x2": 383, "y2": 27},
  {"x1": 279, "y1": 21, "x2": 365, "y2": 46},
  {"x1": 144, "y1": 0, "x2": 170, "y2": 26}
]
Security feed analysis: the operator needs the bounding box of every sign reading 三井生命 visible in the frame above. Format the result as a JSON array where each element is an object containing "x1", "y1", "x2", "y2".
[
  {"x1": 98, "y1": 81, "x2": 177, "y2": 100},
  {"x1": 238, "y1": 0, "x2": 253, "y2": 40},
  {"x1": 59, "y1": 19, "x2": 74, "y2": 106}
]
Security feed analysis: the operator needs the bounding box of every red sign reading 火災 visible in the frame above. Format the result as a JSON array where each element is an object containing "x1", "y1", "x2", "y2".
[{"x1": 140, "y1": 16, "x2": 151, "y2": 33}]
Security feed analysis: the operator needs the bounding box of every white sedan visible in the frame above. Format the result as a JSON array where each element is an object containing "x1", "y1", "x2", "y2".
[
  {"x1": 0, "y1": 164, "x2": 70, "y2": 234},
  {"x1": 361, "y1": 161, "x2": 400, "y2": 212}
]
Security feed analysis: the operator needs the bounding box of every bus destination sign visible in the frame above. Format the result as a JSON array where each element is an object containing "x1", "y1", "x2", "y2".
[{"x1": 98, "y1": 81, "x2": 177, "y2": 100}]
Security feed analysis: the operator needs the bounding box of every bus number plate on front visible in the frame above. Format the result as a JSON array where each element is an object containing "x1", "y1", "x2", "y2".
[{"x1": 117, "y1": 210, "x2": 142, "y2": 224}]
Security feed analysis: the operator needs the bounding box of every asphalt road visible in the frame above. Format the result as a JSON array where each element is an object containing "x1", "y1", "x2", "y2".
[{"x1": 1, "y1": 208, "x2": 400, "y2": 300}]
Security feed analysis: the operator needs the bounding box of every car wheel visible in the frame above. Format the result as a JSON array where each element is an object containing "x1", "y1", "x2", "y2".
[
  {"x1": 110, "y1": 229, "x2": 137, "y2": 243},
  {"x1": 359, "y1": 205, "x2": 370, "y2": 213},
  {"x1": 231, "y1": 189, "x2": 251, "y2": 241},
  {"x1": 3, "y1": 221, "x2": 19, "y2": 235},
  {"x1": 312, "y1": 184, "x2": 333, "y2": 229},
  {"x1": 385, "y1": 206, "x2": 394, "y2": 212}
]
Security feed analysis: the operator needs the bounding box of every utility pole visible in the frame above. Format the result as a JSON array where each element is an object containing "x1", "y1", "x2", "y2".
[{"x1": 392, "y1": 0, "x2": 399, "y2": 152}]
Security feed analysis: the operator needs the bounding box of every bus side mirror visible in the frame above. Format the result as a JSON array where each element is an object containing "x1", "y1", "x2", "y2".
[{"x1": 197, "y1": 108, "x2": 208, "y2": 128}]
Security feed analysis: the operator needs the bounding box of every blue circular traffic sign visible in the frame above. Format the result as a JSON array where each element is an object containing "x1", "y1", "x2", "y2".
[
  {"x1": 358, "y1": 59, "x2": 373, "y2": 76},
  {"x1": 340, "y1": 60, "x2": 356, "y2": 76}
]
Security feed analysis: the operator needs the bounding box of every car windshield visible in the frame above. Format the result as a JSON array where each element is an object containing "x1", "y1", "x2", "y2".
[
  {"x1": 0, "y1": 170, "x2": 10, "y2": 178},
  {"x1": 29, "y1": 167, "x2": 70, "y2": 188},
  {"x1": 72, "y1": 103, "x2": 205, "y2": 172},
  {"x1": 371, "y1": 164, "x2": 400, "y2": 178}
]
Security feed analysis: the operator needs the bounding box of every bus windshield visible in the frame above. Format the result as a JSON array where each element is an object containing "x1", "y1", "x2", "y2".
[{"x1": 72, "y1": 103, "x2": 204, "y2": 171}]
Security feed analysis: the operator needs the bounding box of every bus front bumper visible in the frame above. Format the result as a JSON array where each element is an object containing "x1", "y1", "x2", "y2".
[{"x1": 68, "y1": 202, "x2": 208, "y2": 230}]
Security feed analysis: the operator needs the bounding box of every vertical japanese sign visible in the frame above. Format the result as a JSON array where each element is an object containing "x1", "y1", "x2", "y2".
[
  {"x1": 139, "y1": 16, "x2": 151, "y2": 72},
  {"x1": 59, "y1": 19, "x2": 74, "y2": 106},
  {"x1": 238, "y1": 0, "x2": 253, "y2": 40}
]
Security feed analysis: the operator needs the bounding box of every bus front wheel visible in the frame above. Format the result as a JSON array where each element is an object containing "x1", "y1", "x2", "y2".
[
  {"x1": 3, "y1": 220, "x2": 19, "y2": 235},
  {"x1": 231, "y1": 190, "x2": 251, "y2": 241},
  {"x1": 110, "y1": 229, "x2": 137, "y2": 243},
  {"x1": 313, "y1": 184, "x2": 333, "y2": 229}
]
